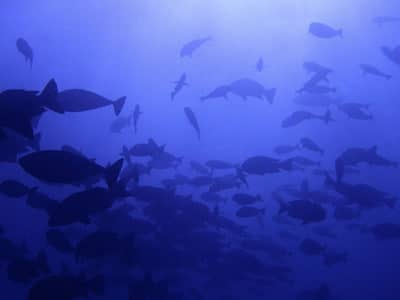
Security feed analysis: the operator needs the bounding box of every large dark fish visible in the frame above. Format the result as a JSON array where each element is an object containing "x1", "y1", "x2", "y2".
[
  {"x1": 309, "y1": 22, "x2": 342, "y2": 39},
  {"x1": 180, "y1": 37, "x2": 211, "y2": 58},
  {"x1": 19, "y1": 150, "x2": 123, "y2": 187},
  {"x1": 184, "y1": 107, "x2": 200, "y2": 140},
  {"x1": 229, "y1": 78, "x2": 276, "y2": 103},
  {"x1": 0, "y1": 79, "x2": 62, "y2": 139},
  {"x1": 16, "y1": 38, "x2": 33, "y2": 68},
  {"x1": 57, "y1": 89, "x2": 126, "y2": 116}
]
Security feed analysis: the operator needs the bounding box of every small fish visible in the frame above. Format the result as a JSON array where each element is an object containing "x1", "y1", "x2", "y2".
[
  {"x1": 180, "y1": 37, "x2": 211, "y2": 58},
  {"x1": 360, "y1": 64, "x2": 392, "y2": 80},
  {"x1": 0, "y1": 180, "x2": 36, "y2": 198},
  {"x1": 309, "y1": 22, "x2": 342, "y2": 39},
  {"x1": 184, "y1": 107, "x2": 200, "y2": 140},
  {"x1": 300, "y1": 137, "x2": 324, "y2": 155},
  {"x1": 303, "y1": 61, "x2": 332, "y2": 74},
  {"x1": 381, "y1": 45, "x2": 400, "y2": 66},
  {"x1": 282, "y1": 110, "x2": 333, "y2": 128},
  {"x1": 201, "y1": 85, "x2": 231, "y2": 101},
  {"x1": 190, "y1": 160, "x2": 210, "y2": 175},
  {"x1": 171, "y1": 73, "x2": 188, "y2": 100},
  {"x1": 110, "y1": 111, "x2": 134, "y2": 133},
  {"x1": 236, "y1": 206, "x2": 265, "y2": 218},
  {"x1": 273, "y1": 144, "x2": 300, "y2": 155},
  {"x1": 133, "y1": 104, "x2": 142, "y2": 133},
  {"x1": 16, "y1": 38, "x2": 33, "y2": 68},
  {"x1": 256, "y1": 57, "x2": 264, "y2": 72},
  {"x1": 372, "y1": 16, "x2": 400, "y2": 26}
]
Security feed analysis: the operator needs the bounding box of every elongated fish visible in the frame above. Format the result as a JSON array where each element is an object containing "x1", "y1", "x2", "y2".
[
  {"x1": 16, "y1": 38, "x2": 33, "y2": 68},
  {"x1": 58, "y1": 89, "x2": 126, "y2": 116},
  {"x1": 180, "y1": 37, "x2": 211, "y2": 58},
  {"x1": 184, "y1": 107, "x2": 200, "y2": 140}
]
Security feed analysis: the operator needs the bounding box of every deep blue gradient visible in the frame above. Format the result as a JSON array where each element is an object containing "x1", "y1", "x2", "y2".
[{"x1": 1, "y1": 1, "x2": 400, "y2": 299}]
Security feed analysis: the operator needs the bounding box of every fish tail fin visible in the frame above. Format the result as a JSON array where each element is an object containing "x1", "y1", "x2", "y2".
[
  {"x1": 105, "y1": 159, "x2": 124, "y2": 188},
  {"x1": 87, "y1": 275, "x2": 105, "y2": 296},
  {"x1": 113, "y1": 96, "x2": 126, "y2": 116},
  {"x1": 265, "y1": 88, "x2": 277, "y2": 104},
  {"x1": 386, "y1": 74, "x2": 392, "y2": 80},
  {"x1": 338, "y1": 29, "x2": 343, "y2": 38},
  {"x1": 36, "y1": 250, "x2": 51, "y2": 274},
  {"x1": 40, "y1": 79, "x2": 64, "y2": 113}
]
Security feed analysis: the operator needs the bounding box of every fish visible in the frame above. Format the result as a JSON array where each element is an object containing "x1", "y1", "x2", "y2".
[
  {"x1": 278, "y1": 198, "x2": 326, "y2": 224},
  {"x1": 26, "y1": 190, "x2": 58, "y2": 216},
  {"x1": 46, "y1": 229, "x2": 75, "y2": 254},
  {"x1": 229, "y1": 78, "x2": 276, "y2": 103},
  {"x1": 289, "y1": 155, "x2": 320, "y2": 167},
  {"x1": 0, "y1": 79, "x2": 62, "y2": 139},
  {"x1": 297, "y1": 70, "x2": 333, "y2": 93},
  {"x1": 232, "y1": 193, "x2": 262, "y2": 205},
  {"x1": 333, "y1": 205, "x2": 361, "y2": 221},
  {"x1": 381, "y1": 45, "x2": 400, "y2": 66},
  {"x1": 236, "y1": 206, "x2": 265, "y2": 218},
  {"x1": 110, "y1": 111, "x2": 134, "y2": 133},
  {"x1": 281, "y1": 110, "x2": 333, "y2": 128},
  {"x1": 241, "y1": 156, "x2": 282, "y2": 175},
  {"x1": 133, "y1": 104, "x2": 142, "y2": 133},
  {"x1": 299, "y1": 238, "x2": 326, "y2": 256},
  {"x1": 190, "y1": 161, "x2": 210, "y2": 175},
  {"x1": 28, "y1": 274, "x2": 104, "y2": 300},
  {"x1": 256, "y1": 57, "x2": 264, "y2": 72},
  {"x1": 184, "y1": 107, "x2": 201, "y2": 140},
  {"x1": 206, "y1": 160, "x2": 234, "y2": 171},
  {"x1": 309, "y1": 22, "x2": 342, "y2": 38},
  {"x1": 180, "y1": 37, "x2": 211, "y2": 58},
  {"x1": 16, "y1": 38, "x2": 33, "y2": 68},
  {"x1": 369, "y1": 223, "x2": 400, "y2": 240},
  {"x1": 19, "y1": 150, "x2": 123, "y2": 187},
  {"x1": 171, "y1": 73, "x2": 188, "y2": 100},
  {"x1": 338, "y1": 145, "x2": 397, "y2": 167},
  {"x1": 323, "y1": 250, "x2": 347, "y2": 267},
  {"x1": 303, "y1": 61, "x2": 332, "y2": 74},
  {"x1": 0, "y1": 179, "x2": 36, "y2": 198},
  {"x1": 125, "y1": 139, "x2": 165, "y2": 158},
  {"x1": 7, "y1": 251, "x2": 50, "y2": 284},
  {"x1": 48, "y1": 186, "x2": 126, "y2": 226},
  {"x1": 57, "y1": 89, "x2": 126, "y2": 116},
  {"x1": 273, "y1": 144, "x2": 300, "y2": 155},
  {"x1": 360, "y1": 64, "x2": 392, "y2": 80},
  {"x1": 300, "y1": 137, "x2": 324, "y2": 155},
  {"x1": 372, "y1": 16, "x2": 400, "y2": 25},
  {"x1": 200, "y1": 85, "x2": 231, "y2": 101}
]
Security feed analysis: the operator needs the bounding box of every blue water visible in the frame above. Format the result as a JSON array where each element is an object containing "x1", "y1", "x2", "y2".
[{"x1": 1, "y1": 1, "x2": 400, "y2": 299}]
